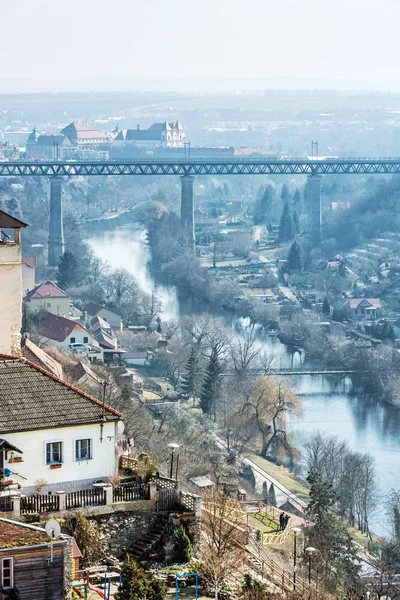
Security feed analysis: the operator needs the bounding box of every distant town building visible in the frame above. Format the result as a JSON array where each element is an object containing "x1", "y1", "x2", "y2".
[
  {"x1": 26, "y1": 128, "x2": 71, "y2": 159},
  {"x1": 114, "y1": 120, "x2": 186, "y2": 148},
  {"x1": 1, "y1": 130, "x2": 30, "y2": 148},
  {"x1": 84, "y1": 302, "x2": 123, "y2": 330},
  {"x1": 24, "y1": 280, "x2": 70, "y2": 316},
  {"x1": 343, "y1": 298, "x2": 382, "y2": 319},
  {"x1": 60, "y1": 121, "x2": 108, "y2": 146}
]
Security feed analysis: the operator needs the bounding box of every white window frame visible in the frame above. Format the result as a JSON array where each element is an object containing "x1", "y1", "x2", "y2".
[
  {"x1": 1, "y1": 557, "x2": 13, "y2": 589},
  {"x1": 75, "y1": 438, "x2": 93, "y2": 462},
  {"x1": 45, "y1": 440, "x2": 64, "y2": 465}
]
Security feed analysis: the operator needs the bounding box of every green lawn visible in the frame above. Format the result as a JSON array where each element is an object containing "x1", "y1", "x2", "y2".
[
  {"x1": 248, "y1": 512, "x2": 280, "y2": 535},
  {"x1": 249, "y1": 455, "x2": 310, "y2": 503}
]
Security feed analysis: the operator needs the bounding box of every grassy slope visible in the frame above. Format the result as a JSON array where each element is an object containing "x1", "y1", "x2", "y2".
[{"x1": 249, "y1": 454, "x2": 310, "y2": 503}]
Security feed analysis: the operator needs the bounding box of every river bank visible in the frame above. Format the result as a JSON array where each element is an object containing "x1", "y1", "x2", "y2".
[{"x1": 87, "y1": 223, "x2": 400, "y2": 537}]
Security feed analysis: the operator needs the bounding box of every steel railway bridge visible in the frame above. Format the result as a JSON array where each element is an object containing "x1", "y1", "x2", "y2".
[{"x1": 1, "y1": 156, "x2": 400, "y2": 265}]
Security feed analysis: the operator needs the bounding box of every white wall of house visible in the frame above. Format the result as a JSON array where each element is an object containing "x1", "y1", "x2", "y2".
[
  {"x1": 22, "y1": 264, "x2": 35, "y2": 294},
  {"x1": 25, "y1": 296, "x2": 70, "y2": 317},
  {"x1": 4, "y1": 421, "x2": 119, "y2": 493},
  {"x1": 0, "y1": 242, "x2": 22, "y2": 356},
  {"x1": 91, "y1": 308, "x2": 122, "y2": 330},
  {"x1": 42, "y1": 328, "x2": 97, "y2": 351}
]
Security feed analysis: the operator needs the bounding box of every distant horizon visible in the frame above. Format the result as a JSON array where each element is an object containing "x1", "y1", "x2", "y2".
[{"x1": 3, "y1": 76, "x2": 400, "y2": 96}]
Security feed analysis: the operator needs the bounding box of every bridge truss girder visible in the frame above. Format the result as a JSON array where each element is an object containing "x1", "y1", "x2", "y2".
[{"x1": 2, "y1": 159, "x2": 400, "y2": 177}]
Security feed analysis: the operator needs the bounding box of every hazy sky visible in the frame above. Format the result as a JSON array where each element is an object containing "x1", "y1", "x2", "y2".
[{"x1": 1, "y1": 0, "x2": 400, "y2": 92}]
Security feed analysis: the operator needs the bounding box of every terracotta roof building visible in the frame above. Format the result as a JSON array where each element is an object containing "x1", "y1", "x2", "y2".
[
  {"x1": 61, "y1": 121, "x2": 107, "y2": 146},
  {"x1": 37, "y1": 313, "x2": 97, "y2": 350},
  {"x1": 24, "y1": 280, "x2": 70, "y2": 317}
]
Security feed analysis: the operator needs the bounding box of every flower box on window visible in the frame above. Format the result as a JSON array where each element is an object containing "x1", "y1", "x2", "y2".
[
  {"x1": 49, "y1": 463, "x2": 62, "y2": 470},
  {"x1": 1, "y1": 480, "x2": 13, "y2": 486},
  {"x1": 10, "y1": 456, "x2": 23, "y2": 463}
]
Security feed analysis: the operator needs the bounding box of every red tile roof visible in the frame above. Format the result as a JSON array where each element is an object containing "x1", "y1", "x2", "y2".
[
  {"x1": 61, "y1": 121, "x2": 106, "y2": 141},
  {"x1": 22, "y1": 255, "x2": 37, "y2": 269},
  {"x1": 0, "y1": 354, "x2": 121, "y2": 433},
  {"x1": 25, "y1": 280, "x2": 69, "y2": 300},
  {"x1": 38, "y1": 313, "x2": 90, "y2": 342}
]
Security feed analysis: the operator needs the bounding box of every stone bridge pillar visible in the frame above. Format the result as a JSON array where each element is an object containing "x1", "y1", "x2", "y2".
[
  {"x1": 180, "y1": 174, "x2": 195, "y2": 250},
  {"x1": 48, "y1": 176, "x2": 65, "y2": 267},
  {"x1": 307, "y1": 174, "x2": 322, "y2": 243}
]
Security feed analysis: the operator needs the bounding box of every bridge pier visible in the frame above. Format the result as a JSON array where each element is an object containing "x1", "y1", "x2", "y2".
[
  {"x1": 48, "y1": 176, "x2": 65, "y2": 267},
  {"x1": 180, "y1": 174, "x2": 195, "y2": 250},
  {"x1": 306, "y1": 174, "x2": 322, "y2": 243}
]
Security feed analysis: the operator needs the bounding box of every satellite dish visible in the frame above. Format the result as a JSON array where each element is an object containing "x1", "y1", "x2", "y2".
[
  {"x1": 45, "y1": 519, "x2": 61, "y2": 540},
  {"x1": 117, "y1": 421, "x2": 125, "y2": 434}
]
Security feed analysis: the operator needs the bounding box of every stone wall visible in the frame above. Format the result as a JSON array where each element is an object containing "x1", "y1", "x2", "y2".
[{"x1": 95, "y1": 510, "x2": 158, "y2": 557}]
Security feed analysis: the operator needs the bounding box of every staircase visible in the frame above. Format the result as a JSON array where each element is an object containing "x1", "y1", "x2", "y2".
[{"x1": 128, "y1": 515, "x2": 169, "y2": 560}]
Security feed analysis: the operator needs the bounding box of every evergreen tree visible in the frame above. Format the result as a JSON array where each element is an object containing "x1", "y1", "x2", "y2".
[
  {"x1": 200, "y1": 348, "x2": 221, "y2": 417},
  {"x1": 292, "y1": 189, "x2": 301, "y2": 210},
  {"x1": 287, "y1": 241, "x2": 303, "y2": 272},
  {"x1": 253, "y1": 185, "x2": 275, "y2": 225},
  {"x1": 322, "y1": 296, "x2": 331, "y2": 316},
  {"x1": 281, "y1": 184, "x2": 290, "y2": 202},
  {"x1": 173, "y1": 526, "x2": 193, "y2": 563},
  {"x1": 180, "y1": 347, "x2": 197, "y2": 398},
  {"x1": 268, "y1": 483, "x2": 277, "y2": 507},
  {"x1": 146, "y1": 578, "x2": 167, "y2": 600},
  {"x1": 293, "y1": 210, "x2": 300, "y2": 235},
  {"x1": 56, "y1": 251, "x2": 80, "y2": 289},
  {"x1": 115, "y1": 556, "x2": 148, "y2": 600},
  {"x1": 278, "y1": 202, "x2": 295, "y2": 243},
  {"x1": 393, "y1": 504, "x2": 400, "y2": 540},
  {"x1": 306, "y1": 470, "x2": 359, "y2": 587}
]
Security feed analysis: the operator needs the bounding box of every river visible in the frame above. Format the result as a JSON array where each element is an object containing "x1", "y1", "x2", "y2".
[{"x1": 88, "y1": 224, "x2": 400, "y2": 536}]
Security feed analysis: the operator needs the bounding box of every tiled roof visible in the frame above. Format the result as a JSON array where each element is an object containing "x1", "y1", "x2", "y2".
[
  {"x1": 90, "y1": 315, "x2": 111, "y2": 331},
  {"x1": 0, "y1": 355, "x2": 121, "y2": 434},
  {"x1": 36, "y1": 134, "x2": 71, "y2": 147},
  {"x1": 70, "y1": 360, "x2": 103, "y2": 385},
  {"x1": 0, "y1": 210, "x2": 28, "y2": 229},
  {"x1": 148, "y1": 121, "x2": 171, "y2": 131},
  {"x1": 84, "y1": 302, "x2": 121, "y2": 317},
  {"x1": 24, "y1": 280, "x2": 69, "y2": 300},
  {"x1": 22, "y1": 255, "x2": 37, "y2": 269},
  {"x1": 21, "y1": 338, "x2": 63, "y2": 379},
  {"x1": 345, "y1": 298, "x2": 382, "y2": 309},
  {"x1": 61, "y1": 121, "x2": 106, "y2": 141},
  {"x1": 38, "y1": 313, "x2": 90, "y2": 343}
]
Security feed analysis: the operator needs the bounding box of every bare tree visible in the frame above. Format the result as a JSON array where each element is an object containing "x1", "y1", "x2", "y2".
[{"x1": 200, "y1": 488, "x2": 246, "y2": 600}]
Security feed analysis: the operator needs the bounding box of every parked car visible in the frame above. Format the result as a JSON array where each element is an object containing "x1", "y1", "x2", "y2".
[{"x1": 69, "y1": 343, "x2": 91, "y2": 352}]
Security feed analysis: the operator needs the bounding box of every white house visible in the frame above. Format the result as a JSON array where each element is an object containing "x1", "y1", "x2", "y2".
[
  {"x1": 84, "y1": 302, "x2": 123, "y2": 330},
  {"x1": 24, "y1": 280, "x2": 70, "y2": 317},
  {"x1": 0, "y1": 355, "x2": 121, "y2": 494},
  {"x1": 38, "y1": 313, "x2": 97, "y2": 350},
  {"x1": 343, "y1": 298, "x2": 382, "y2": 319}
]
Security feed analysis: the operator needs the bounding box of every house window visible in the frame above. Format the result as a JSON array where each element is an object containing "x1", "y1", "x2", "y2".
[
  {"x1": 47, "y1": 302, "x2": 51, "y2": 308},
  {"x1": 83, "y1": 337, "x2": 88, "y2": 343},
  {"x1": 1, "y1": 558, "x2": 13, "y2": 589},
  {"x1": 46, "y1": 441, "x2": 63, "y2": 464},
  {"x1": 75, "y1": 439, "x2": 92, "y2": 461},
  {"x1": 70, "y1": 337, "x2": 76, "y2": 344}
]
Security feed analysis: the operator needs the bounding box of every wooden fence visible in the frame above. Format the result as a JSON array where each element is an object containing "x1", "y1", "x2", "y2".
[
  {"x1": 20, "y1": 494, "x2": 60, "y2": 515},
  {"x1": 0, "y1": 496, "x2": 13, "y2": 512},
  {"x1": 158, "y1": 488, "x2": 179, "y2": 511},
  {"x1": 113, "y1": 483, "x2": 148, "y2": 503},
  {"x1": 66, "y1": 489, "x2": 106, "y2": 509}
]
